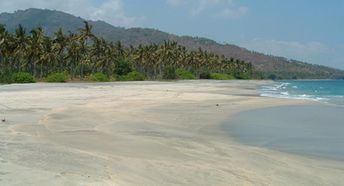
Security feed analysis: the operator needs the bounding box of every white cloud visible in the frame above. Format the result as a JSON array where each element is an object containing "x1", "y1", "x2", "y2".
[
  {"x1": 0, "y1": 0, "x2": 143, "y2": 27},
  {"x1": 167, "y1": 0, "x2": 248, "y2": 18},
  {"x1": 191, "y1": 0, "x2": 222, "y2": 16}
]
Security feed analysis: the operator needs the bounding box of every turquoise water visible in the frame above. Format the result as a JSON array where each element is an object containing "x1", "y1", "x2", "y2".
[
  {"x1": 226, "y1": 80, "x2": 344, "y2": 161},
  {"x1": 260, "y1": 80, "x2": 344, "y2": 106}
]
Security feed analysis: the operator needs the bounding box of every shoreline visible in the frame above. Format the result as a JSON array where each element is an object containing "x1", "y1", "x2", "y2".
[
  {"x1": 260, "y1": 80, "x2": 344, "y2": 107},
  {"x1": 223, "y1": 104, "x2": 344, "y2": 162},
  {"x1": 1, "y1": 80, "x2": 344, "y2": 185}
]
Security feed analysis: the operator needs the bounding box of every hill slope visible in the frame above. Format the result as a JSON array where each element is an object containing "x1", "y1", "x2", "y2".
[{"x1": 1, "y1": 8, "x2": 343, "y2": 79}]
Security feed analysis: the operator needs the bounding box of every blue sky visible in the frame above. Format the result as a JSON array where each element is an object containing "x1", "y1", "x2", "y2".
[{"x1": 0, "y1": 0, "x2": 343, "y2": 69}]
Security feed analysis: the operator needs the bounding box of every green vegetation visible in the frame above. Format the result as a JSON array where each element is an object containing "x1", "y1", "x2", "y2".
[
  {"x1": 176, "y1": 69, "x2": 196, "y2": 80},
  {"x1": 235, "y1": 72, "x2": 252, "y2": 80},
  {"x1": 163, "y1": 66, "x2": 177, "y2": 80},
  {"x1": 209, "y1": 73, "x2": 234, "y2": 80},
  {"x1": 114, "y1": 58, "x2": 133, "y2": 76},
  {"x1": 0, "y1": 22, "x2": 253, "y2": 84},
  {"x1": 199, "y1": 71, "x2": 211, "y2": 79},
  {"x1": 1, "y1": 8, "x2": 344, "y2": 80},
  {"x1": 46, "y1": 72, "x2": 68, "y2": 82},
  {"x1": 11, "y1": 72, "x2": 35, "y2": 83},
  {"x1": 120, "y1": 71, "x2": 145, "y2": 81},
  {"x1": 0, "y1": 69, "x2": 12, "y2": 84},
  {"x1": 89, "y1": 72, "x2": 109, "y2": 82}
]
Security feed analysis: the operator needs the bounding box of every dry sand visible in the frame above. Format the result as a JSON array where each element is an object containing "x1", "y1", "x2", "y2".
[{"x1": 0, "y1": 80, "x2": 343, "y2": 186}]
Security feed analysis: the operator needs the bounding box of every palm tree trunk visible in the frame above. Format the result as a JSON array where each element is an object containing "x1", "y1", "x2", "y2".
[{"x1": 40, "y1": 63, "x2": 43, "y2": 79}]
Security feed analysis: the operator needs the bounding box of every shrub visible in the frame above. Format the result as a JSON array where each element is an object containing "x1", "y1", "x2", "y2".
[
  {"x1": 267, "y1": 74, "x2": 278, "y2": 80},
  {"x1": 176, "y1": 69, "x2": 196, "y2": 80},
  {"x1": 235, "y1": 72, "x2": 251, "y2": 80},
  {"x1": 121, "y1": 71, "x2": 145, "y2": 81},
  {"x1": 163, "y1": 66, "x2": 177, "y2": 80},
  {"x1": 11, "y1": 72, "x2": 35, "y2": 83},
  {"x1": 0, "y1": 69, "x2": 13, "y2": 84},
  {"x1": 46, "y1": 72, "x2": 68, "y2": 83},
  {"x1": 209, "y1": 73, "x2": 234, "y2": 80},
  {"x1": 199, "y1": 71, "x2": 211, "y2": 79},
  {"x1": 114, "y1": 58, "x2": 133, "y2": 76},
  {"x1": 252, "y1": 72, "x2": 264, "y2": 80},
  {"x1": 89, "y1": 72, "x2": 109, "y2": 82}
]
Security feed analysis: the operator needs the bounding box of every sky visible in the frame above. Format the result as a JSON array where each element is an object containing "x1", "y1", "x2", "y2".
[{"x1": 0, "y1": 0, "x2": 343, "y2": 69}]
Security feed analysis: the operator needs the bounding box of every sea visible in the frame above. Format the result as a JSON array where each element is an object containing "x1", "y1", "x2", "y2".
[
  {"x1": 225, "y1": 80, "x2": 344, "y2": 161},
  {"x1": 260, "y1": 80, "x2": 344, "y2": 106}
]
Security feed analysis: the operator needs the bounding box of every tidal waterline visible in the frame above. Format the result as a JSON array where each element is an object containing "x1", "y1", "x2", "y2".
[
  {"x1": 225, "y1": 105, "x2": 344, "y2": 161},
  {"x1": 260, "y1": 80, "x2": 344, "y2": 106}
]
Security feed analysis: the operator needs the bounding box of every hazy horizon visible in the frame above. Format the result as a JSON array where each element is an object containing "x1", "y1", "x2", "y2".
[{"x1": 0, "y1": 0, "x2": 343, "y2": 69}]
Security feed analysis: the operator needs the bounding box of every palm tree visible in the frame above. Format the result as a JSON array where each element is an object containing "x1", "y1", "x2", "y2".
[
  {"x1": 78, "y1": 21, "x2": 96, "y2": 80},
  {"x1": 29, "y1": 27, "x2": 45, "y2": 78},
  {"x1": 66, "y1": 32, "x2": 82, "y2": 79},
  {"x1": 53, "y1": 28, "x2": 68, "y2": 72},
  {"x1": 0, "y1": 24, "x2": 7, "y2": 65},
  {"x1": 13, "y1": 25, "x2": 28, "y2": 72},
  {"x1": 0, "y1": 23, "x2": 254, "y2": 82},
  {"x1": 42, "y1": 37, "x2": 57, "y2": 76},
  {"x1": 115, "y1": 41, "x2": 125, "y2": 57}
]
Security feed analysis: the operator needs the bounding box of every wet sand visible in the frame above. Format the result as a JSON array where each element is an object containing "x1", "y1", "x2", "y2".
[
  {"x1": 1, "y1": 80, "x2": 344, "y2": 185},
  {"x1": 225, "y1": 105, "x2": 344, "y2": 161}
]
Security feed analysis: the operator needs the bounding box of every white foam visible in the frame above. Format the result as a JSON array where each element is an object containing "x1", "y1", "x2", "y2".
[
  {"x1": 259, "y1": 83, "x2": 328, "y2": 103},
  {"x1": 281, "y1": 92, "x2": 289, "y2": 96}
]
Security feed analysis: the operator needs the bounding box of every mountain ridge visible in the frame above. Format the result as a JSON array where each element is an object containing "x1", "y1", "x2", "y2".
[{"x1": 1, "y1": 8, "x2": 343, "y2": 79}]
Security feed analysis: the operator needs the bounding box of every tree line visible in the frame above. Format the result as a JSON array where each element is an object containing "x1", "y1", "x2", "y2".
[{"x1": 0, "y1": 21, "x2": 254, "y2": 83}]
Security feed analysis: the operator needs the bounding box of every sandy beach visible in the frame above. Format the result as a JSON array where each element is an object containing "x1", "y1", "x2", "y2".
[{"x1": 1, "y1": 80, "x2": 344, "y2": 186}]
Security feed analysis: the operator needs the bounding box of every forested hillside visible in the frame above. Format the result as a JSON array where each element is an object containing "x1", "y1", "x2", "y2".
[{"x1": 1, "y1": 8, "x2": 343, "y2": 79}]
